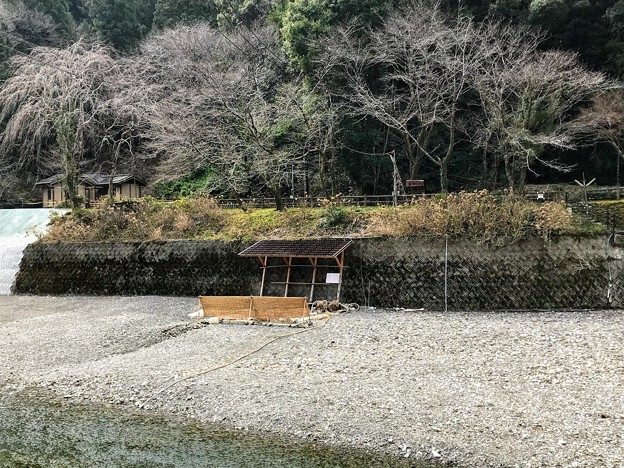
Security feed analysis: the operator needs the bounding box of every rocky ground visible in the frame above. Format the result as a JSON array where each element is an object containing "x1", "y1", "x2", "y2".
[{"x1": 0, "y1": 295, "x2": 622, "y2": 467}]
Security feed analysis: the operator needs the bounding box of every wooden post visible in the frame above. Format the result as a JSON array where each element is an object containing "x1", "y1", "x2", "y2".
[
  {"x1": 336, "y1": 251, "x2": 345, "y2": 301},
  {"x1": 284, "y1": 257, "x2": 292, "y2": 297},
  {"x1": 259, "y1": 256, "x2": 267, "y2": 296},
  {"x1": 309, "y1": 257, "x2": 318, "y2": 303}
]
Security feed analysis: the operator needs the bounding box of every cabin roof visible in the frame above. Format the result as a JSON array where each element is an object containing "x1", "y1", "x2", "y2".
[
  {"x1": 238, "y1": 239, "x2": 352, "y2": 259},
  {"x1": 35, "y1": 173, "x2": 146, "y2": 187}
]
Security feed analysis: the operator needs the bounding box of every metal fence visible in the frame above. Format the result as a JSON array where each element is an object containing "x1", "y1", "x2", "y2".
[
  {"x1": 341, "y1": 236, "x2": 622, "y2": 311},
  {"x1": 10, "y1": 237, "x2": 624, "y2": 311}
]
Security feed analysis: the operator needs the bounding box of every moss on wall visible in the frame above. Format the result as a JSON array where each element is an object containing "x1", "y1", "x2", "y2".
[
  {"x1": 13, "y1": 237, "x2": 620, "y2": 310},
  {"x1": 14, "y1": 241, "x2": 259, "y2": 297}
]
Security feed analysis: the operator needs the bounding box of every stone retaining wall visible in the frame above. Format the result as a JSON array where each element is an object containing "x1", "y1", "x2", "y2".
[
  {"x1": 13, "y1": 236, "x2": 624, "y2": 310},
  {"x1": 14, "y1": 241, "x2": 259, "y2": 297}
]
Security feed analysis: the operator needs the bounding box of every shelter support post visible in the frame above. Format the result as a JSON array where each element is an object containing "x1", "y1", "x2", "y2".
[
  {"x1": 309, "y1": 257, "x2": 318, "y2": 303},
  {"x1": 259, "y1": 256, "x2": 267, "y2": 297},
  {"x1": 284, "y1": 257, "x2": 292, "y2": 297},
  {"x1": 336, "y1": 251, "x2": 345, "y2": 301}
]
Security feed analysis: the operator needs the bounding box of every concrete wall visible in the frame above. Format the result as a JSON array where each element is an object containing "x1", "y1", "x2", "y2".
[{"x1": 13, "y1": 237, "x2": 624, "y2": 310}]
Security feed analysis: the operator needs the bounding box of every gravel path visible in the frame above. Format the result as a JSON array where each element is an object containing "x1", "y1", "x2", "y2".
[{"x1": 0, "y1": 296, "x2": 623, "y2": 467}]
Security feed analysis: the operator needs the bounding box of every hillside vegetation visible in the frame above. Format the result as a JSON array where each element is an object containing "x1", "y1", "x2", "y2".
[
  {"x1": 42, "y1": 193, "x2": 594, "y2": 243},
  {"x1": 1, "y1": 0, "x2": 624, "y2": 207}
]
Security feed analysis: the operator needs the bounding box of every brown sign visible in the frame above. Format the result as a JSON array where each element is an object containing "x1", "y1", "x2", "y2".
[{"x1": 405, "y1": 180, "x2": 425, "y2": 188}]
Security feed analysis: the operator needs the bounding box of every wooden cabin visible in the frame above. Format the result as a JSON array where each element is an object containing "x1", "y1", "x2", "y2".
[{"x1": 36, "y1": 173, "x2": 146, "y2": 208}]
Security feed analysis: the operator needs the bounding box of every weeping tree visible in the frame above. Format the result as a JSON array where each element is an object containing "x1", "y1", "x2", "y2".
[{"x1": 0, "y1": 41, "x2": 129, "y2": 207}]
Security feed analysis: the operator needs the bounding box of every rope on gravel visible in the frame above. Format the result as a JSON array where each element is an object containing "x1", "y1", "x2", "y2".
[{"x1": 137, "y1": 315, "x2": 338, "y2": 410}]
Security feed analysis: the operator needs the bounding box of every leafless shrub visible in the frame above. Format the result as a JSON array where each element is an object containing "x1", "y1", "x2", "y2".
[
  {"x1": 45, "y1": 197, "x2": 225, "y2": 241},
  {"x1": 367, "y1": 191, "x2": 571, "y2": 242}
]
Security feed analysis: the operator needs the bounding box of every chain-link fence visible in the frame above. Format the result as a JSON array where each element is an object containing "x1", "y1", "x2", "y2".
[
  {"x1": 10, "y1": 236, "x2": 624, "y2": 311},
  {"x1": 342, "y1": 237, "x2": 621, "y2": 310}
]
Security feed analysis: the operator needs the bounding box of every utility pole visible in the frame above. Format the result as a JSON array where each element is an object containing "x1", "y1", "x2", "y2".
[{"x1": 389, "y1": 150, "x2": 402, "y2": 207}]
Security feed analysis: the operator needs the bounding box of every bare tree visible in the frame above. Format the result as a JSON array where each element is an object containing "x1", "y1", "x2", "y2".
[
  {"x1": 473, "y1": 48, "x2": 608, "y2": 194},
  {"x1": 134, "y1": 23, "x2": 323, "y2": 210},
  {"x1": 322, "y1": 3, "x2": 501, "y2": 192},
  {"x1": 570, "y1": 90, "x2": 624, "y2": 198},
  {"x1": 0, "y1": 41, "x2": 134, "y2": 207}
]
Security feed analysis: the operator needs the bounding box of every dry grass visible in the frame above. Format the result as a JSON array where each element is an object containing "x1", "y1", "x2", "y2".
[
  {"x1": 366, "y1": 191, "x2": 573, "y2": 242},
  {"x1": 45, "y1": 197, "x2": 225, "y2": 242},
  {"x1": 43, "y1": 192, "x2": 576, "y2": 243}
]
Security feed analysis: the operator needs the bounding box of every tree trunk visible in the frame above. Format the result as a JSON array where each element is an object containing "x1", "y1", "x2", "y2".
[
  {"x1": 439, "y1": 121, "x2": 455, "y2": 194},
  {"x1": 318, "y1": 148, "x2": 331, "y2": 198},
  {"x1": 108, "y1": 176, "x2": 115, "y2": 206},
  {"x1": 61, "y1": 146, "x2": 81, "y2": 208},
  {"x1": 55, "y1": 110, "x2": 83, "y2": 209},
  {"x1": 504, "y1": 155, "x2": 515, "y2": 194},
  {"x1": 269, "y1": 186, "x2": 285, "y2": 211},
  {"x1": 405, "y1": 133, "x2": 417, "y2": 180},
  {"x1": 517, "y1": 165, "x2": 528, "y2": 195},
  {"x1": 329, "y1": 149, "x2": 337, "y2": 197},
  {"x1": 611, "y1": 141, "x2": 623, "y2": 200},
  {"x1": 440, "y1": 159, "x2": 449, "y2": 194},
  {"x1": 618, "y1": 152, "x2": 621, "y2": 201}
]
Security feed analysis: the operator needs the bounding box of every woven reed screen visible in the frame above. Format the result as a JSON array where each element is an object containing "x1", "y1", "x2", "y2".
[{"x1": 199, "y1": 296, "x2": 309, "y2": 322}]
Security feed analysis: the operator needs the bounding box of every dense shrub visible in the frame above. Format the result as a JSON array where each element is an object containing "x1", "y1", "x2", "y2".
[
  {"x1": 365, "y1": 191, "x2": 572, "y2": 242},
  {"x1": 44, "y1": 192, "x2": 576, "y2": 243}
]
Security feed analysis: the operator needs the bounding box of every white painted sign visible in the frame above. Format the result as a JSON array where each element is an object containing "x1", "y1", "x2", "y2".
[{"x1": 326, "y1": 273, "x2": 340, "y2": 284}]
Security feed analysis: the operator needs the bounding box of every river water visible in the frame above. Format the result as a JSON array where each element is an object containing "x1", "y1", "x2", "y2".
[{"x1": 0, "y1": 392, "x2": 431, "y2": 468}]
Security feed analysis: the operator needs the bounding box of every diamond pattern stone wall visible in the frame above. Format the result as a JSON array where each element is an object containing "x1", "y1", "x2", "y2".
[
  {"x1": 12, "y1": 236, "x2": 622, "y2": 310},
  {"x1": 341, "y1": 237, "x2": 614, "y2": 310}
]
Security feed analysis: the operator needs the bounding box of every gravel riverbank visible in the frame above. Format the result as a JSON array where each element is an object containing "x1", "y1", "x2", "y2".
[{"x1": 1, "y1": 296, "x2": 622, "y2": 467}]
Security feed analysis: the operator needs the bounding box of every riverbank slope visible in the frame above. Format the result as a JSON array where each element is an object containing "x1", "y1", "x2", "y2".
[{"x1": 0, "y1": 296, "x2": 622, "y2": 467}]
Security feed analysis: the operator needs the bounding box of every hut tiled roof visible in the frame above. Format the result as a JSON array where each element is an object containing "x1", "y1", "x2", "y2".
[{"x1": 239, "y1": 239, "x2": 352, "y2": 258}]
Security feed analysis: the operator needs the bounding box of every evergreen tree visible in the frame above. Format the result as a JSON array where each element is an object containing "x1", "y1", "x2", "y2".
[
  {"x1": 68, "y1": 0, "x2": 89, "y2": 24},
  {"x1": 0, "y1": 1, "x2": 63, "y2": 80},
  {"x1": 214, "y1": 0, "x2": 270, "y2": 29},
  {"x1": 488, "y1": 0, "x2": 617, "y2": 75},
  {"x1": 279, "y1": 0, "x2": 392, "y2": 72},
  {"x1": 22, "y1": 0, "x2": 76, "y2": 39},
  {"x1": 152, "y1": 0, "x2": 217, "y2": 29},
  {"x1": 84, "y1": 0, "x2": 155, "y2": 50},
  {"x1": 606, "y1": 0, "x2": 624, "y2": 76}
]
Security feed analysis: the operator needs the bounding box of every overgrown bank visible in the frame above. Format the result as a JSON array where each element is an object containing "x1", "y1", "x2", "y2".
[{"x1": 42, "y1": 193, "x2": 594, "y2": 243}]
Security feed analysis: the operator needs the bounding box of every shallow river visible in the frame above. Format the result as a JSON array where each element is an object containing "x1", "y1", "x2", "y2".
[{"x1": 0, "y1": 392, "x2": 432, "y2": 468}]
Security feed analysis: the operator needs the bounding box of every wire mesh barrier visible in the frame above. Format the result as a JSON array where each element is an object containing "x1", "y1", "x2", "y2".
[
  {"x1": 343, "y1": 237, "x2": 620, "y2": 310},
  {"x1": 13, "y1": 240, "x2": 260, "y2": 297},
  {"x1": 11, "y1": 236, "x2": 624, "y2": 311},
  {"x1": 565, "y1": 201, "x2": 624, "y2": 233}
]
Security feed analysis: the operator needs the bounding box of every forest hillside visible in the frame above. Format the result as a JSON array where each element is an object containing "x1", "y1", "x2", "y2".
[{"x1": 1, "y1": 0, "x2": 624, "y2": 207}]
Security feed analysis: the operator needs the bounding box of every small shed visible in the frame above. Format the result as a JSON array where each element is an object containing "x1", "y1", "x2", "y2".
[
  {"x1": 239, "y1": 239, "x2": 352, "y2": 302},
  {"x1": 35, "y1": 173, "x2": 146, "y2": 208}
]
